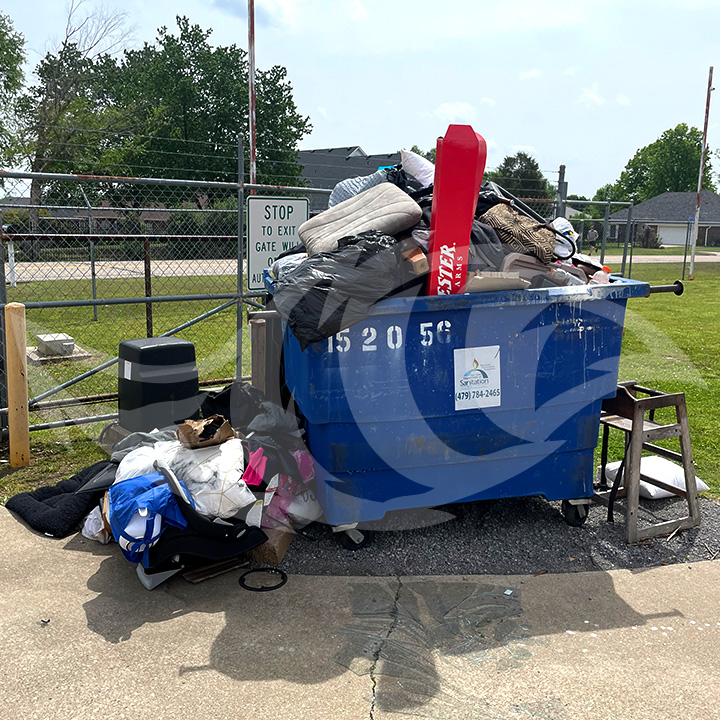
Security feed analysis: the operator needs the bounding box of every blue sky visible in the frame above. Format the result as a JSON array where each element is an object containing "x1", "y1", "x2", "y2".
[{"x1": 6, "y1": 0, "x2": 719, "y2": 197}]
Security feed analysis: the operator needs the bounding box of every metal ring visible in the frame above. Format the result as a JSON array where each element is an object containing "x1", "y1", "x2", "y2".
[{"x1": 239, "y1": 567, "x2": 288, "y2": 592}]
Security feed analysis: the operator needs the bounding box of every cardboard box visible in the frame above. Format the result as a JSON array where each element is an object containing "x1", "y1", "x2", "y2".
[{"x1": 247, "y1": 527, "x2": 295, "y2": 565}]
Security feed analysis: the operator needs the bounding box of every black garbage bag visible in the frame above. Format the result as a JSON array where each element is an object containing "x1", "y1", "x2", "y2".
[
  {"x1": 272, "y1": 230, "x2": 403, "y2": 350},
  {"x1": 386, "y1": 166, "x2": 425, "y2": 195},
  {"x1": 274, "y1": 241, "x2": 307, "y2": 261},
  {"x1": 200, "y1": 380, "x2": 266, "y2": 432},
  {"x1": 475, "y1": 182, "x2": 508, "y2": 217},
  {"x1": 468, "y1": 221, "x2": 506, "y2": 272}
]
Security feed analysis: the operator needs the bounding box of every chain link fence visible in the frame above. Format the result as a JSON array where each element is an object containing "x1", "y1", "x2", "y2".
[
  {"x1": 0, "y1": 167, "x2": 326, "y2": 433},
  {"x1": 0, "y1": 148, "x2": 568, "y2": 435}
]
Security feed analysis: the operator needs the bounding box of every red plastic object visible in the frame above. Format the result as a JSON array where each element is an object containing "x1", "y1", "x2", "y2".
[{"x1": 427, "y1": 125, "x2": 487, "y2": 295}]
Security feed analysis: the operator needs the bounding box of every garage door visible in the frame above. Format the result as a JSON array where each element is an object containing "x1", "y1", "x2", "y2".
[{"x1": 657, "y1": 225, "x2": 688, "y2": 246}]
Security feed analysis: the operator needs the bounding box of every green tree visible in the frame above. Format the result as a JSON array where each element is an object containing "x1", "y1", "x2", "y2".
[
  {"x1": 0, "y1": 12, "x2": 25, "y2": 159},
  {"x1": 611, "y1": 124, "x2": 715, "y2": 203},
  {"x1": 484, "y1": 151, "x2": 554, "y2": 200},
  {"x1": 113, "y1": 16, "x2": 311, "y2": 196},
  {"x1": 9, "y1": 11, "x2": 310, "y2": 210},
  {"x1": 8, "y1": 1, "x2": 135, "y2": 222}
]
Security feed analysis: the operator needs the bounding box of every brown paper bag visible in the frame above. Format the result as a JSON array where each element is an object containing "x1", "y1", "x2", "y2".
[{"x1": 177, "y1": 415, "x2": 234, "y2": 449}]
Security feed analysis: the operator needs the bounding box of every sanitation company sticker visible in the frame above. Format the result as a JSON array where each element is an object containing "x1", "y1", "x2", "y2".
[{"x1": 453, "y1": 345, "x2": 501, "y2": 411}]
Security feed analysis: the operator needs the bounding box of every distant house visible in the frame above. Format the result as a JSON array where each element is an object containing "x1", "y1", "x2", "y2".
[
  {"x1": 609, "y1": 190, "x2": 720, "y2": 246},
  {"x1": 298, "y1": 146, "x2": 401, "y2": 213}
]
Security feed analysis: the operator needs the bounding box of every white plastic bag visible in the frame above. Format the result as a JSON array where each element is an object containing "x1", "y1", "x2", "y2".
[
  {"x1": 115, "y1": 439, "x2": 255, "y2": 520},
  {"x1": 164, "y1": 438, "x2": 255, "y2": 519},
  {"x1": 600, "y1": 457, "x2": 708, "y2": 500},
  {"x1": 115, "y1": 441, "x2": 180, "y2": 483},
  {"x1": 81, "y1": 505, "x2": 112, "y2": 544}
]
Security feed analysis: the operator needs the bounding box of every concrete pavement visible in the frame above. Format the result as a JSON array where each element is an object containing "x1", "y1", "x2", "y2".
[
  {"x1": 2, "y1": 506, "x2": 720, "y2": 720},
  {"x1": 603, "y1": 251, "x2": 720, "y2": 264}
]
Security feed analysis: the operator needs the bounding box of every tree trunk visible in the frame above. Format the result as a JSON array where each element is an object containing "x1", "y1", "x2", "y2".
[{"x1": 28, "y1": 176, "x2": 42, "y2": 261}]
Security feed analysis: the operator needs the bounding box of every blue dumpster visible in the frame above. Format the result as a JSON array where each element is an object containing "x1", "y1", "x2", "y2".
[{"x1": 283, "y1": 279, "x2": 649, "y2": 526}]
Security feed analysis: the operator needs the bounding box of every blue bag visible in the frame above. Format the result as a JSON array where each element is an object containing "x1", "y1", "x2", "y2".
[{"x1": 108, "y1": 471, "x2": 192, "y2": 567}]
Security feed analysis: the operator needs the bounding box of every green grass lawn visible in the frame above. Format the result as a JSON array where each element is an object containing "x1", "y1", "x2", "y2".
[
  {"x1": 9, "y1": 274, "x2": 251, "y2": 404},
  {"x1": 1, "y1": 263, "x2": 718, "y2": 502},
  {"x1": 0, "y1": 274, "x2": 251, "y2": 499},
  {"x1": 613, "y1": 262, "x2": 720, "y2": 494}
]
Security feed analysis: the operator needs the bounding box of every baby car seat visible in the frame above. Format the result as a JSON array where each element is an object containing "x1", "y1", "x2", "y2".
[{"x1": 135, "y1": 459, "x2": 267, "y2": 589}]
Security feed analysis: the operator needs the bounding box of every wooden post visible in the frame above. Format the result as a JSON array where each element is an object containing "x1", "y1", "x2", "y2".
[{"x1": 5, "y1": 302, "x2": 29, "y2": 467}]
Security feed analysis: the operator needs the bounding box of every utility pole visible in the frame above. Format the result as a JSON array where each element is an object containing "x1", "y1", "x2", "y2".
[
  {"x1": 248, "y1": 0, "x2": 257, "y2": 188},
  {"x1": 689, "y1": 66, "x2": 714, "y2": 280}
]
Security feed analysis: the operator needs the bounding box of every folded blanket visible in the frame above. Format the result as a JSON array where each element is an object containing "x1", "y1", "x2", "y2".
[
  {"x1": 299, "y1": 183, "x2": 422, "y2": 256},
  {"x1": 6, "y1": 460, "x2": 115, "y2": 538}
]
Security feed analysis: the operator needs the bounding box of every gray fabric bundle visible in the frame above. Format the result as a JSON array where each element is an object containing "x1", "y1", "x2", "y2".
[{"x1": 299, "y1": 183, "x2": 423, "y2": 256}]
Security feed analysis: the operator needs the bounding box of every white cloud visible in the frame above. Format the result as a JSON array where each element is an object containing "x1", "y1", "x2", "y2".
[
  {"x1": 485, "y1": 137, "x2": 498, "y2": 150},
  {"x1": 317, "y1": 106, "x2": 328, "y2": 118},
  {"x1": 521, "y1": 68, "x2": 541, "y2": 79},
  {"x1": 616, "y1": 93, "x2": 631, "y2": 106},
  {"x1": 347, "y1": 1, "x2": 368, "y2": 21},
  {"x1": 578, "y1": 83, "x2": 606, "y2": 107},
  {"x1": 564, "y1": 66, "x2": 578, "y2": 76},
  {"x1": 481, "y1": 97, "x2": 497, "y2": 106},
  {"x1": 434, "y1": 101, "x2": 478, "y2": 124},
  {"x1": 256, "y1": 0, "x2": 302, "y2": 30}
]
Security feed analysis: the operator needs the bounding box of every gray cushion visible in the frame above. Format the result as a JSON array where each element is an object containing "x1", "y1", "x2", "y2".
[{"x1": 299, "y1": 183, "x2": 422, "y2": 256}]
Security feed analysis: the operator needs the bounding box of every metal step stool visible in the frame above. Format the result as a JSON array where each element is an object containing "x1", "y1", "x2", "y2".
[{"x1": 594, "y1": 381, "x2": 701, "y2": 543}]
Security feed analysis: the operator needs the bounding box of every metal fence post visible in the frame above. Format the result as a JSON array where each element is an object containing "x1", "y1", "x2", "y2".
[
  {"x1": 80, "y1": 188, "x2": 99, "y2": 322},
  {"x1": 89, "y1": 238, "x2": 98, "y2": 321},
  {"x1": 556, "y1": 164, "x2": 567, "y2": 218},
  {"x1": 143, "y1": 239, "x2": 153, "y2": 337},
  {"x1": 600, "y1": 199, "x2": 611, "y2": 265},
  {"x1": 621, "y1": 205, "x2": 633, "y2": 277},
  {"x1": 237, "y1": 135, "x2": 245, "y2": 380}
]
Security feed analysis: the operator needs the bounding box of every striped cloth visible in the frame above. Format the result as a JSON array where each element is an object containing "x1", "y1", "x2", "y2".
[{"x1": 329, "y1": 168, "x2": 389, "y2": 207}]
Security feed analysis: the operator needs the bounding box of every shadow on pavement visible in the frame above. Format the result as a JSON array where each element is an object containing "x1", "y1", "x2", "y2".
[{"x1": 79, "y1": 549, "x2": 684, "y2": 719}]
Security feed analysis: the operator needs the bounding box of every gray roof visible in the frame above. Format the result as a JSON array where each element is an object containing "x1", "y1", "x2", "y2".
[
  {"x1": 609, "y1": 190, "x2": 720, "y2": 224},
  {"x1": 298, "y1": 147, "x2": 402, "y2": 213}
]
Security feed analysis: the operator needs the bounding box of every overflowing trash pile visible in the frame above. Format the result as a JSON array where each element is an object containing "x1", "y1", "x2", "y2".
[
  {"x1": 6, "y1": 124, "x2": 670, "y2": 591},
  {"x1": 6, "y1": 382, "x2": 321, "y2": 588},
  {"x1": 268, "y1": 138, "x2": 612, "y2": 350}
]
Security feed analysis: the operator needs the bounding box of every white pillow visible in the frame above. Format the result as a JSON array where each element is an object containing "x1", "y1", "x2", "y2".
[
  {"x1": 401, "y1": 148, "x2": 435, "y2": 187},
  {"x1": 600, "y1": 456, "x2": 708, "y2": 500}
]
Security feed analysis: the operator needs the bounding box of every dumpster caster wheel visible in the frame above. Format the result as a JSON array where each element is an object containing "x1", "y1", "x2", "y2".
[
  {"x1": 562, "y1": 501, "x2": 589, "y2": 527},
  {"x1": 339, "y1": 529, "x2": 374, "y2": 550}
]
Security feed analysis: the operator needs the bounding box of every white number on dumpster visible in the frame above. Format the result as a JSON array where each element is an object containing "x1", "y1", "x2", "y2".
[
  {"x1": 387, "y1": 325, "x2": 403, "y2": 349},
  {"x1": 437, "y1": 320, "x2": 452, "y2": 343},
  {"x1": 327, "y1": 330, "x2": 351, "y2": 353},
  {"x1": 362, "y1": 327, "x2": 377, "y2": 351},
  {"x1": 420, "y1": 320, "x2": 452, "y2": 346},
  {"x1": 327, "y1": 321, "x2": 454, "y2": 354}
]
